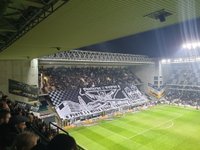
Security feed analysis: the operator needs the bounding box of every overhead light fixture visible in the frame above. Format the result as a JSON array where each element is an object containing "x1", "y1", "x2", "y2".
[{"x1": 144, "y1": 9, "x2": 172, "y2": 22}]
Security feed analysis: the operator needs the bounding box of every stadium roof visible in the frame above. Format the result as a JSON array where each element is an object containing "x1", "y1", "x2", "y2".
[
  {"x1": 82, "y1": 18, "x2": 200, "y2": 58},
  {"x1": 0, "y1": 0, "x2": 200, "y2": 59}
]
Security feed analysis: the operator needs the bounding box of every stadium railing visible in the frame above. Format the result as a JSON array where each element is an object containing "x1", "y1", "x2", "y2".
[
  {"x1": 49, "y1": 122, "x2": 85, "y2": 150},
  {"x1": 30, "y1": 125, "x2": 50, "y2": 145}
]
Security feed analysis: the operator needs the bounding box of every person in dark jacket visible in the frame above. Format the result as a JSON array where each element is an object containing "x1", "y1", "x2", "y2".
[
  {"x1": 4, "y1": 115, "x2": 29, "y2": 148},
  {"x1": 47, "y1": 134, "x2": 77, "y2": 150}
]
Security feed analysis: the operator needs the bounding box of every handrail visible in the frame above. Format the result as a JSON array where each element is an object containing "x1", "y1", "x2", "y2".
[
  {"x1": 29, "y1": 125, "x2": 50, "y2": 144},
  {"x1": 49, "y1": 122, "x2": 69, "y2": 135},
  {"x1": 49, "y1": 122, "x2": 86, "y2": 150}
]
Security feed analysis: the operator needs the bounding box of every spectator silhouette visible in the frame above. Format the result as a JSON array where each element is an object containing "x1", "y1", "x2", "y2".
[
  {"x1": 11, "y1": 131, "x2": 39, "y2": 150},
  {"x1": 47, "y1": 134, "x2": 77, "y2": 150}
]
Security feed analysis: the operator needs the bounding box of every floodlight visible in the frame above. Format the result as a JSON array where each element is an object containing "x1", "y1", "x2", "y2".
[
  {"x1": 161, "y1": 59, "x2": 166, "y2": 64},
  {"x1": 182, "y1": 42, "x2": 200, "y2": 49}
]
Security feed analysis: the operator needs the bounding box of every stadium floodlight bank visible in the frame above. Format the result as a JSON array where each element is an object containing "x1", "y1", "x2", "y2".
[
  {"x1": 182, "y1": 42, "x2": 200, "y2": 49},
  {"x1": 161, "y1": 56, "x2": 200, "y2": 64}
]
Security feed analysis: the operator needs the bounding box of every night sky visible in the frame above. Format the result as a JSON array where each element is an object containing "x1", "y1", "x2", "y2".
[{"x1": 81, "y1": 18, "x2": 200, "y2": 58}]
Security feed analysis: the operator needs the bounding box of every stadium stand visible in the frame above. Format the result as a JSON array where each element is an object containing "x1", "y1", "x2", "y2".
[
  {"x1": 38, "y1": 66, "x2": 147, "y2": 123},
  {"x1": 39, "y1": 67, "x2": 142, "y2": 93},
  {"x1": 163, "y1": 63, "x2": 200, "y2": 107},
  {"x1": 0, "y1": 92, "x2": 82, "y2": 150},
  {"x1": 165, "y1": 89, "x2": 200, "y2": 106},
  {"x1": 163, "y1": 63, "x2": 200, "y2": 86}
]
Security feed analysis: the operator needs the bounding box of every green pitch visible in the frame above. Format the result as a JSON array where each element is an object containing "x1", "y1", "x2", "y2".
[{"x1": 68, "y1": 105, "x2": 200, "y2": 150}]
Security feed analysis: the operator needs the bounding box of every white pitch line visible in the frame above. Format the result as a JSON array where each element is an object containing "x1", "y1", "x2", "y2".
[
  {"x1": 163, "y1": 120, "x2": 174, "y2": 129},
  {"x1": 128, "y1": 114, "x2": 183, "y2": 139}
]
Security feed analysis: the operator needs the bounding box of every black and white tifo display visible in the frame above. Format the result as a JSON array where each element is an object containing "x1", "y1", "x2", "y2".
[
  {"x1": 39, "y1": 66, "x2": 147, "y2": 120},
  {"x1": 49, "y1": 84, "x2": 147, "y2": 120}
]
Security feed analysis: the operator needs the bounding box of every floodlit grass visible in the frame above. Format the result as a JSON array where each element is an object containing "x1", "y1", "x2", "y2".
[{"x1": 67, "y1": 105, "x2": 200, "y2": 150}]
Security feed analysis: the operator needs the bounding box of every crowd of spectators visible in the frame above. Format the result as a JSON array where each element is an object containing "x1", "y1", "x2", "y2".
[
  {"x1": 0, "y1": 92, "x2": 78, "y2": 150},
  {"x1": 165, "y1": 89, "x2": 200, "y2": 106},
  {"x1": 164, "y1": 64, "x2": 200, "y2": 86},
  {"x1": 163, "y1": 63, "x2": 200, "y2": 107},
  {"x1": 39, "y1": 67, "x2": 142, "y2": 93}
]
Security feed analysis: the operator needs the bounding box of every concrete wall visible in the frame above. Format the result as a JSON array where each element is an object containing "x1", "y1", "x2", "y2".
[
  {"x1": 131, "y1": 64, "x2": 155, "y2": 91},
  {"x1": 0, "y1": 59, "x2": 38, "y2": 102}
]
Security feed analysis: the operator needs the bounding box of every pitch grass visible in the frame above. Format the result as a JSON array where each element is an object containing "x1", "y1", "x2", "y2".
[{"x1": 67, "y1": 105, "x2": 200, "y2": 150}]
